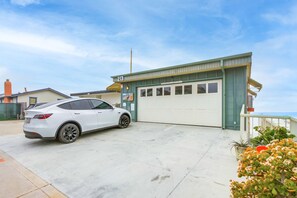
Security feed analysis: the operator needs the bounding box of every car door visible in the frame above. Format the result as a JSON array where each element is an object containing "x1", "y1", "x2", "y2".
[
  {"x1": 90, "y1": 99, "x2": 119, "y2": 128},
  {"x1": 69, "y1": 100, "x2": 98, "y2": 132}
]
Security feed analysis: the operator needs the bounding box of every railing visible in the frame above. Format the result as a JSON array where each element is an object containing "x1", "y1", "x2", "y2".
[{"x1": 240, "y1": 105, "x2": 297, "y2": 143}]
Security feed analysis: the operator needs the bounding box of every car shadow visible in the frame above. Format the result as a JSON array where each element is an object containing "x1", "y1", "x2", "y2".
[{"x1": 25, "y1": 127, "x2": 124, "y2": 147}]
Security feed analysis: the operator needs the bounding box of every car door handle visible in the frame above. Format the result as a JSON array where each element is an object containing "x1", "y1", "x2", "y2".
[
  {"x1": 98, "y1": 112, "x2": 102, "y2": 113},
  {"x1": 74, "y1": 113, "x2": 80, "y2": 115}
]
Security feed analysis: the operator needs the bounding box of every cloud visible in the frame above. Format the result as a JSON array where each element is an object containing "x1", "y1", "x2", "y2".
[
  {"x1": 10, "y1": 0, "x2": 40, "y2": 6},
  {"x1": 0, "y1": 28, "x2": 87, "y2": 57},
  {"x1": 263, "y1": 4, "x2": 297, "y2": 25}
]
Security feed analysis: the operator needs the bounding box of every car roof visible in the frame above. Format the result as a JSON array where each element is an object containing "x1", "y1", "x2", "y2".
[{"x1": 33, "y1": 98, "x2": 105, "y2": 109}]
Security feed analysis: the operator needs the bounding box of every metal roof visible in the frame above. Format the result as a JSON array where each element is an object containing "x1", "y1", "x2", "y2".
[
  {"x1": 70, "y1": 90, "x2": 117, "y2": 96},
  {"x1": 112, "y1": 52, "x2": 252, "y2": 83},
  {"x1": 0, "y1": 88, "x2": 70, "y2": 99}
]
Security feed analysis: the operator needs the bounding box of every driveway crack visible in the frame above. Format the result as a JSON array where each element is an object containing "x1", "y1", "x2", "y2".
[{"x1": 166, "y1": 143, "x2": 214, "y2": 198}]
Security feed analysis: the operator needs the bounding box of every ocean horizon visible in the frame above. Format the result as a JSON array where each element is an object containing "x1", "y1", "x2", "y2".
[{"x1": 253, "y1": 112, "x2": 297, "y2": 118}]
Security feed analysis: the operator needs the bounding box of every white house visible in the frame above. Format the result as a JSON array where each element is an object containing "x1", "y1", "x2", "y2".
[
  {"x1": 0, "y1": 88, "x2": 71, "y2": 108},
  {"x1": 70, "y1": 83, "x2": 121, "y2": 107}
]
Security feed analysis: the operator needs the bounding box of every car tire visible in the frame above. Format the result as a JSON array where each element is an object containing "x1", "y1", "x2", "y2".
[
  {"x1": 118, "y1": 114, "x2": 130, "y2": 128},
  {"x1": 58, "y1": 123, "x2": 80, "y2": 144}
]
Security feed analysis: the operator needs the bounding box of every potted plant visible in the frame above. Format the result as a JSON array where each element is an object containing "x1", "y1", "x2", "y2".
[{"x1": 231, "y1": 138, "x2": 249, "y2": 160}]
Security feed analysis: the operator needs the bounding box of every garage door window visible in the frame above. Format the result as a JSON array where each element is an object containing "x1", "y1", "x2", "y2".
[
  {"x1": 184, "y1": 85, "x2": 192, "y2": 94},
  {"x1": 164, "y1": 87, "x2": 171, "y2": 95},
  {"x1": 175, "y1": 86, "x2": 182, "y2": 95},
  {"x1": 156, "y1": 87, "x2": 163, "y2": 96},
  {"x1": 208, "y1": 83, "x2": 218, "y2": 93},
  {"x1": 198, "y1": 84, "x2": 206, "y2": 94},
  {"x1": 147, "y1": 88, "x2": 153, "y2": 97},
  {"x1": 140, "y1": 89, "x2": 146, "y2": 97}
]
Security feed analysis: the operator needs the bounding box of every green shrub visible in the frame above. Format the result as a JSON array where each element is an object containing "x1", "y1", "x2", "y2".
[{"x1": 251, "y1": 126, "x2": 295, "y2": 147}]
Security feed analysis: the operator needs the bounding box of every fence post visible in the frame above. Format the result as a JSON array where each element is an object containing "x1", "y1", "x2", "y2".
[
  {"x1": 240, "y1": 104, "x2": 245, "y2": 132},
  {"x1": 290, "y1": 118, "x2": 297, "y2": 137}
]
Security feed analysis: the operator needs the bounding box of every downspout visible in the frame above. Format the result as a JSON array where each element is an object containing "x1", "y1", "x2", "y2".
[{"x1": 221, "y1": 59, "x2": 226, "y2": 129}]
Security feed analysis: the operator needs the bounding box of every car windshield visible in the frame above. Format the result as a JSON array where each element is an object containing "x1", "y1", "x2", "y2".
[{"x1": 34, "y1": 100, "x2": 68, "y2": 109}]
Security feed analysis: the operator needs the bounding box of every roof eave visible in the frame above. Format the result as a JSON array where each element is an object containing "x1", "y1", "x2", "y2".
[{"x1": 111, "y1": 52, "x2": 252, "y2": 78}]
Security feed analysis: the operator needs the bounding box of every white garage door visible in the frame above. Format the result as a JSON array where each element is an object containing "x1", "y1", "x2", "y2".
[{"x1": 137, "y1": 80, "x2": 222, "y2": 127}]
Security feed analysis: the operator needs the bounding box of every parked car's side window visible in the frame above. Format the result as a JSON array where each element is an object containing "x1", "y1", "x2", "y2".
[
  {"x1": 58, "y1": 102, "x2": 72, "y2": 110},
  {"x1": 156, "y1": 87, "x2": 163, "y2": 96},
  {"x1": 147, "y1": 88, "x2": 153, "y2": 97},
  {"x1": 140, "y1": 89, "x2": 146, "y2": 97},
  {"x1": 208, "y1": 83, "x2": 218, "y2": 93},
  {"x1": 90, "y1": 100, "x2": 113, "y2": 109},
  {"x1": 198, "y1": 84, "x2": 206, "y2": 94},
  {"x1": 164, "y1": 87, "x2": 171, "y2": 95},
  {"x1": 69, "y1": 100, "x2": 92, "y2": 110},
  {"x1": 184, "y1": 85, "x2": 192, "y2": 94}
]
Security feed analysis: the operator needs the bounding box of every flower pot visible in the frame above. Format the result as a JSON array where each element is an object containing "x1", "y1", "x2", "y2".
[{"x1": 235, "y1": 146, "x2": 247, "y2": 160}]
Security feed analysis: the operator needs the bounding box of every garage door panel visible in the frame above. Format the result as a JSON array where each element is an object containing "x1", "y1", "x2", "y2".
[{"x1": 137, "y1": 80, "x2": 222, "y2": 127}]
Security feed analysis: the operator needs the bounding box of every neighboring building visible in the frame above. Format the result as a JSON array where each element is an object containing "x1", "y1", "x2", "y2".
[
  {"x1": 111, "y1": 52, "x2": 262, "y2": 130},
  {"x1": 0, "y1": 84, "x2": 71, "y2": 108},
  {"x1": 70, "y1": 83, "x2": 121, "y2": 107},
  {"x1": 0, "y1": 80, "x2": 70, "y2": 119}
]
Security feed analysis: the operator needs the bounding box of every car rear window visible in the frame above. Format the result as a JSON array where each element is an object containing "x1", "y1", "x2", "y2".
[
  {"x1": 58, "y1": 102, "x2": 72, "y2": 110},
  {"x1": 69, "y1": 100, "x2": 92, "y2": 110}
]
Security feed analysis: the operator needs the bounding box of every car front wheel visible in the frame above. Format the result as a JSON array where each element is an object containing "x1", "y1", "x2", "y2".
[
  {"x1": 58, "y1": 123, "x2": 79, "y2": 143},
  {"x1": 118, "y1": 114, "x2": 130, "y2": 128}
]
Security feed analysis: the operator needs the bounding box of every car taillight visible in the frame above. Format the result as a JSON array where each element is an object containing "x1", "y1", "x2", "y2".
[{"x1": 33, "y1": 113, "x2": 53, "y2": 119}]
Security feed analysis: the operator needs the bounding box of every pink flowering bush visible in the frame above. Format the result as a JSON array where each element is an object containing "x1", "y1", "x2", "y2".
[{"x1": 230, "y1": 138, "x2": 297, "y2": 197}]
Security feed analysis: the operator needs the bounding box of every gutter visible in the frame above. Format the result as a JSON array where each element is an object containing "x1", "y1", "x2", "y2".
[{"x1": 221, "y1": 59, "x2": 226, "y2": 129}]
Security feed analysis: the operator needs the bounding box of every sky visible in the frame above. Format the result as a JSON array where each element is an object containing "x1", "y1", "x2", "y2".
[{"x1": 0, "y1": 0, "x2": 296, "y2": 112}]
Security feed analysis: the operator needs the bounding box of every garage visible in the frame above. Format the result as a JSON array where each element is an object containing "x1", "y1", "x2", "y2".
[
  {"x1": 137, "y1": 80, "x2": 222, "y2": 127},
  {"x1": 112, "y1": 52, "x2": 262, "y2": 130}
]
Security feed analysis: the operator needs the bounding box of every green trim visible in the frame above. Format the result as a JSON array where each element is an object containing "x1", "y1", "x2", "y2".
[
  {"x1": 221, "y1": 60, "x2": 226, "y2": 129},
  {"x1": 112, "y1": 52, "x2": 252, "y2": 78},
  {"x1": 135, "y1": 76, "x2": 222, "y2": 88}
]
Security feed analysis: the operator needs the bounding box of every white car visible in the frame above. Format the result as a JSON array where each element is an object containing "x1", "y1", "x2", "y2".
[{"x1": 23, "y1": 98, "x2": 131, "y2": 143}]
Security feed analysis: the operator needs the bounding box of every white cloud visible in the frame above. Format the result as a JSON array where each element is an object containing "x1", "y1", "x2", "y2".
[
  {"x1": 263, "y1": 4, "x2": 297, "y2": 25},
  {"x1": 0, "y1": 28, "x2": 87, "y2": 57},
  {"x1": 10, "y1": 0, "x2": 40, "y2": 6}
]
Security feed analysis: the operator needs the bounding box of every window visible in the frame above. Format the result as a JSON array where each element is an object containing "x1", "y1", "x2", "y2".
[
  {"x1": 175, "y1": 86, "x2": 183, "y2": 95},
  {"x1": 184, "y1": 85, "x2": 192, "y2": 94},
  {"x1": 69, "y1": 100, "x2": 92, "y2": 110},
  {"x1": 90, "y1": 99, "x2": 113, "y2": 109},
  {"x1": 58, "y1": 102, "x2": 72, "y2": 110},
  {"x1": 140, "y1": 89, "x2": 146, "y2": 97},
  {"x1": 156, "y1": 87, "x2": 163, "y2": 96},
  {"x1": 208, "y1": 83, "x2": 218, "y2": 93},
  {"x1": 164, "y1": 87, "x2": 171, "y2": 95},
  {"x1": 198, "y1": 84, "x2": 206, "y2": 94},
  {"x1": 147, "y1": 88, "x2": 153, "y2": 97},
  {"x1": 29, "y1": 97, "x2": 37, "y2": 105}
]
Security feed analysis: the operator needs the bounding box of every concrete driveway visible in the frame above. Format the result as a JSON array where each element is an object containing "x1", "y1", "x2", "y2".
[{"x1": 0, "y1": 122, "x2": 240, "y2": 198}]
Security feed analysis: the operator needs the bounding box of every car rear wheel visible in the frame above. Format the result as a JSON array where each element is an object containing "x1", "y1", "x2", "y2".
[
  {"x1": 58, "y1": 123, "x2": 79, "y2": 143},
  {"x1": 119, "y1": 114, "x2": 130, "y2": 128}
]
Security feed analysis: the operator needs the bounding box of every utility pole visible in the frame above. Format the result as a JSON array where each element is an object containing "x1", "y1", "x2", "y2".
[{"x1": 130, "y1": 48, "x2": 132, "y2": 73}]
